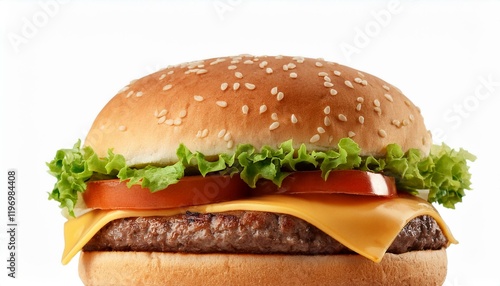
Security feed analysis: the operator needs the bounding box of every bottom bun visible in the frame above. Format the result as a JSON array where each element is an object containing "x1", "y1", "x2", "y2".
[{"x1": 79, "y1": 249, "x2": 447, "y2": 286}]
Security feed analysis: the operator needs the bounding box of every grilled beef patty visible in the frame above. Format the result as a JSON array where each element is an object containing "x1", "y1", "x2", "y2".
[{"x1": 83, "y1": 211, "x2": 447, "y2": 254}]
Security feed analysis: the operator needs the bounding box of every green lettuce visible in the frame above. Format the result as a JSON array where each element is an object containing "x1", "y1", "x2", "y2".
[{"x1": 47, "y1": 138, "x2": 475, "y2": 217}]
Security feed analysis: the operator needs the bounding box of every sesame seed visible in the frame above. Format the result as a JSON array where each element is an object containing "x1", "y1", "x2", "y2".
[
  {"x1": 324, "y1": 106, "x2": 331, "y2": 114},
  {"x1": 291, "y1": 114, "x2": 298, "y2": 124},
  {"x1": 216, "y1": 101, "x2": 228, "y2": 107},
  {"x1": 338, "y1": 114, "x2": 347, "y2": 122},
  {"x1": 324, "y1": 116, "x2": 331, "y2": 126},
  {"x1": 201, "y1": 128, "x2": 209, "y2": 137},
  {"x1": 271, "y1": 113, "x2": 278, "y2": 120},
  {"x1": 378, "y1": 129, "x2": 387, "y2": 138},
  {"x1": 324, "y1": 82, "x2": 334, "y2": 87},
  {"x1": 221, "y1": 82, "x2": 229, "y2": 91},
  {"x1": 179, "y1": 110, "x2": 187, "y2": 118},
  {"x1": 120, "y1": 86, "x2": 130, "y2": 93},
  {"x1": 126, "y1": 90, "x2": 134, "y2": 98},
  {"x1": 230, "y1": 60, "x2": 240, "y2": 64},
  {"x1": 287, "y1": 63, "x2": 296, "y2": 69},
  {"x1": 356, "y1": 103, "x2": 362, "y2": 111},
  {"x1": 354, "y1": 77, "x2": 363, "y2": 84},
  {"x1": 318, "y1": 72, "x2": 328, "y2": 77},
  {"x1": 333, "y1": 70, "x2": 341, "y2": 76},
  {"x1": 118, "y1": 125, "x2": 127, "y2": 131},
  {"x1": 310, "y1": 134, "x2": 320, "y2": 143},
  {"x1": 218, "y1": 129, "x2": 227, "y2": 138},
  {"x1": 210, "y1": 58, "x2": 226, "y2": 65},
  {"x1": 293, "y1": 56, "x2": 305, "y2": 63},
  {"x1": 330, "y1": 89, "x2": 338, "y2": 96},
  {"x1": 227, "y1": 140, "x2": 234, "y2": 149},
  {"x1": 266, "y1": 67, "x2": 273, "y2": 74},
  {"x1": 243, "y1": 60, "x2": 253, "y2": 64},
  {"x1": 344, "y1": 80, "x2": 354, "y2": 89},
  {"x1": 317, "y1": 127, "x2": 326, "y2": 134},
  {"x1": 402, "y1": 119, "x2": 409, "y2": 126},
  {"x1": 233, "y1": 82, "x2": 240, "y2": 91},
  {"x1": 328, "y1": 135, "x2": 334, "y2": 144},
  {"x1": 289, "y1": 72, "x2": 298, "y2": 78},
  {"x1": 157, "y1": 109, "x2": 167, "y2": 117},
  {"x1": 194, "y1": 95, "x2": 204, "y2": 102},
  {"x1": 159, "y1": 74, "x2": 166, "y2": 80},
  {"x1": 157, "y1": 116, "x2": 166, "y2": 124},
  {"x1": 324, "y1": 76, "x2": 331, "y2": 82},
  {"x1": 167, "y1": 70, "x2": 174, "y2": 75},
  {"x1": 409, "y1": 114, "x2": 415, "y2": 122},
  {"x1": 259, "y1": 105, "x2": 267, "y2": 114},
  {"x1": 374, "y1": 99, "x2": 381, "y2": 107},
  {"x1": 275, "y1": 55, "x2": 284, "y2": 59},
  {"x1": 245, "y1": 83, "x2": 256, "y2": 90},
  {"x1": 271, "y1": 87, "x2": 278, "y2": 95},
  {"x1": 196, "y1": 69, "x2": 208, "y2": 75},
  {"x1": 259, "y1": 61, "x2": 268, "y2": 68},
  {"x1": 384, "y1": 94, "x2": 394, "y2": 102},
  {"x1": 374, "y1": 107, "x2": 382, "y2": 115},
  {"x1": 382, "y1": 85, "x2": 391, "y2": 91},
  {"x1": 269, "y1": 122, "x2": 280, "y2": 130},
  {"x1": 357, "y1": 97, "x2": 364, "y2": 103},
  {"x1": 235, "y1": 72, "x2": 243, "y2": 78},
  {"x1": 358, "y1": 71, "x2": 365, "y2": 77},
  {"x1": 242, "y1": 105, "x2": 249, "y2": 115},
  {"x1": 136, "y1": 91, "x2": 143, "y2": 97},
  {"x1": 173, "y1": 118, "x2": 182, "y2": 126},
  {"x1": 348, "y1": 131, "x2": 356, "y2": 137},
  {"x1": 223, "y1": 132, "x2": 232, "y2": 141},
  {"x1": 165, "y1": 119, "x2": 174, "y2": 126},
  {"x1": 315, "y1": 62, "x2": 323, "y2": 67},
  {"x1": 228, "y1": 65, "x2": 237, "y2": 70},
  {"x1": 282, "y1": 64, "x2": 289, "y2": 71},
  {"x1": 277, "y1": 92, "x2": 284, "y2": 101},
  {"x1": 358, "y1": 116, "x2": 365, "y2": 124},
  {"x1": 392, "y1": 120, "x2": 401, "y2": 127},
  {"x1": 404, "y1": 100, "x2": 411, "y2": 107},
  {"x1": 163, "y1": 84, "x2": 173, "y2": 91},
  {"x1": 361, "y1": 80, "x2": 368, "y2": 86}
]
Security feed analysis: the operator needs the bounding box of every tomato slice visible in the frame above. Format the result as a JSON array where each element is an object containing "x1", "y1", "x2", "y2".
[
  {"x1": 83, "y1": 175, "x2": 250, "y2": 210},
  {"x1": 83, "y1": 170, "x2": 397, "y2": 210},
  {"x1": 254, "y1": 170, "x2": 397, "y2": 197}
]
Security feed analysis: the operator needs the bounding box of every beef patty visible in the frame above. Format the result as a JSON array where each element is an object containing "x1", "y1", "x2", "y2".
[{"x1": 83, "y1": 211, "x2": 447, "y2": 254}]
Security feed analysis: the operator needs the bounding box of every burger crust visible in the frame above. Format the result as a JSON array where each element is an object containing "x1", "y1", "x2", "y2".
[
  {"x1": 84, "y1": 55, "x2": 431, "y2": 167},
  {"x1": 79, "y1": 249, "x2": 447, "y2": 286}
]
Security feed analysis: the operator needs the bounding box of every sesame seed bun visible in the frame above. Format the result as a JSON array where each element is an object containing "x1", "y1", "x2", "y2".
[
  {"x1": 84, "y1": 55, "x2": 431, "y2": 167},
  {"x1": 79, "y1": 249, "x2": 447, "y2": 286}
]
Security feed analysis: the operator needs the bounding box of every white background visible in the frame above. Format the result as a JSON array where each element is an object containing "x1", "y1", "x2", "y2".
[{"x1": 1, "y1": 1, "x2": 499, "y2": 285}]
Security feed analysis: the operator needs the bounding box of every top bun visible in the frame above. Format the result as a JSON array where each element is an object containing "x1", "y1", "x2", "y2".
[{"x1": 85, "y1": 55, "x2": 431, "y2": 167}]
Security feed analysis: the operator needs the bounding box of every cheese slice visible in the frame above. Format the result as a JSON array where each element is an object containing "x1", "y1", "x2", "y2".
[{"x1": 62, "y1": 193, "x2": 456, "y2": 265}]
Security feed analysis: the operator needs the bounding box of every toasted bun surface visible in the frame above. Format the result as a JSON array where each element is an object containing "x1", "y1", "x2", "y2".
[
  {"x1": 79, "y1": 249, "x2": 447, "y2": 286},
  {"x1": 84, "y1": 55, "x2": 431, "y2": 167}
]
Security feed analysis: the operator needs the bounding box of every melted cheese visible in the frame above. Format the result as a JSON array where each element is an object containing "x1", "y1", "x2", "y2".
[{"x1": 62, "y1": 194, "x2": 456, "y2": 265}]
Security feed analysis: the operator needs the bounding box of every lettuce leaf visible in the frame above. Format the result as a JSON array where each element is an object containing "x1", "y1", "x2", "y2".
[{"x1": 47, "y1": 138, "x2": 475, "y2": 216}]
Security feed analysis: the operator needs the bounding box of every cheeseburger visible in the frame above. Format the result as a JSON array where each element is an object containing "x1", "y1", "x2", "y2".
[{"x1": 47, "y1": 55, "x2": 475, "y2": 285}]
